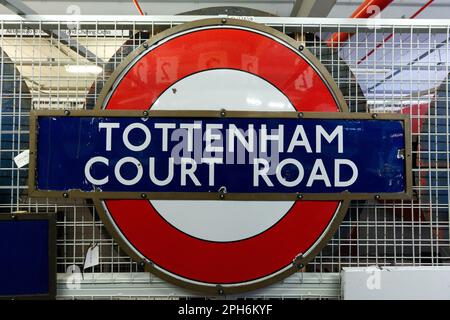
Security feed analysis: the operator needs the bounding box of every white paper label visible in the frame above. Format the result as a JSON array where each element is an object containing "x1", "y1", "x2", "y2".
[
  {"x1": 13, "y1": 150, "x2": 30, "y2": 168},
  {"x1": 83, "y1": 244, "x2": 99, "y2": 269}
]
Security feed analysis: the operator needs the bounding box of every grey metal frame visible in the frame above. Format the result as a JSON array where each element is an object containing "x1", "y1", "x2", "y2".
[
  {"x1": 57, "y1": 272, "x2": 341, "y2": 299},
  {"x1": 0, "y1": 14, "x2": 448, "y2": 299},
  {"x1": 0, "y1": 15, "x2": 448, "y2": 26}
]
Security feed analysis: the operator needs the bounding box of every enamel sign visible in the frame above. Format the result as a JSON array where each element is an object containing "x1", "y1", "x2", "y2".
[
  {"x1": 33, "y1": 112, "x2": 408, "y2": 199},
  {"x1": 29, "y1": 19, "x2": 411, "y2": 294}
]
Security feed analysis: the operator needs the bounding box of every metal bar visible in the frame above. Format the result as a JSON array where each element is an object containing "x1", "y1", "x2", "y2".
[
  {"x1": 49, "y1": 30, "x2": 104, "y2": 65},
  {"x1": 357, "y1": 0, "x2": 435, "y2": 65},
  {"x1": 0, "y1": 15, "x2": 448, "y2": 27},
  {"x1": 132, "y1": 0, "x2": 145, "y2": 16},
  {"x1": 0, "y1": 0, "x2": 35, "y2": 15},
  {"x1": 367, "y1": 37, "x2": 450, "y2": 92},
  {"x1": 57, "y1": 272, "x2": 341, "y2": 299},
  {"x1": 290, "y1": 0, "x2": 337, "y2": 17},
  {"x1": 0, "y1": 2, "x2": 103, "y2": 64}
]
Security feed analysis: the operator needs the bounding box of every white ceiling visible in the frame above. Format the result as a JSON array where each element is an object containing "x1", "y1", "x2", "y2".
[
  {"x1": 0, "y1": 0, "x2": 448, "y2": 105},
  {"x1": 329, "y1": 0, "x2": 450, "y2": 19},
  {"x1": 0, "y1": 0, "x2": 293, "y2": 16},
  {"x1": 0, "y1": 0, "x2": 449, "y2": 18}
]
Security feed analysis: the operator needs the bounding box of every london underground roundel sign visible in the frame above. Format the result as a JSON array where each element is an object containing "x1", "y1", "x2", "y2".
[
  {"x1": 30, "y1": 18, "x2": 411, "y2": 294},
  {"x1": 97, "y1": 19, "x2": 347, "y2": 294}
]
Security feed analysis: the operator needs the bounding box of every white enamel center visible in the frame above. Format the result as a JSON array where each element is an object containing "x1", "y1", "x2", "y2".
[{"x1": 151, "y1": 69, "x2": 296, "y2": 242}]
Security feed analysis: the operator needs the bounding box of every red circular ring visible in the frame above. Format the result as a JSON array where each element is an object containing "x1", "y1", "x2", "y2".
[{"x1": 102, "y1": 27, "x2": 341, "y2": 285}]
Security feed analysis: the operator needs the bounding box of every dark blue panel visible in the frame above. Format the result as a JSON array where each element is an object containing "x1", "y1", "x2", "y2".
[
  {"x1": 36, "y1": 116, "x2": 407, "y2": 194},
  {"x1": 0, "y1": 220, "x2": 49, "y2": 296}
]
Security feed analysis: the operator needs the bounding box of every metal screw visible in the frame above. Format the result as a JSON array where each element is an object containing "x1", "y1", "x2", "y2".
[
  {"x1": 143, "y1": 110, "x2": 149, "y2": 117},
  {"x1": 220, "y1": 109, "x2": 226, "y2": 117},
  {"x1": 217, "y1": 285, "x2": 225, "y2": 295},
  {"x1": 375, "y1": 195, "x2": 381, "y2": 200},
  {"x1": 297, "y1": 112, "x2": 304, "y2": 118},
  {"x1": 219, "y1": 186, "x2": 227, "y2": 199},
  {"x1": 372, "y1": 113, "x2": 378, "y2": 119},
  {"x1": 143, "y1": 42, "x2": 148, "y2": 49},
  {"x1": 64, "y1": 110, "x2": 70, "y2": 116},
  {"x1": 299, "y1": 44, "x2": 304, "y2": 51},
  {"x1": 63, "y1": 192, "x2": 69, "y2": 198},
  {"x1": 139, "y1": 260, "x2": 146, "y2": 268},
  {"x1": 297, "y1": 193, "x2": 303, "y2": 200},
  {"x1": 141, "y1": 193, "x2": 147, "y2": 199},
  {"x1": 221, "y1": 18, "x2": 227, "y2": 24},
  {"x1": 293, "y1": 254, "x2": 304, "y2": 269}
]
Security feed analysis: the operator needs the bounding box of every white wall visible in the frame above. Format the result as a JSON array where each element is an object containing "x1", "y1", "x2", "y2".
[
  {"x1": 2, "y1": 0, "x2": 450, "y2": 18},
  {"x1": 342, "y1": 267, "x2": 450, "y2": 300}
]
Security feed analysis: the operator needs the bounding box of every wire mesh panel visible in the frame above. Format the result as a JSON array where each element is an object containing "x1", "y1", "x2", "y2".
[{"x1": 0, "y1": 16, "x2": 448, "y2": 299}]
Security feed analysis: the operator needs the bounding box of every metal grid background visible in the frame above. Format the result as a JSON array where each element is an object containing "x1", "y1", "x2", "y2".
[{"x1": 0, "y1": 16, "x2": 449, "y2": 299}]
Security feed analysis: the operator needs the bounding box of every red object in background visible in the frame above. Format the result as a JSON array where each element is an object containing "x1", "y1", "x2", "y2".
[
  {"x1": 132, "y1": 0, "x2": 145, "y2": 15},
  {"x1": 401, "y1": 103, "x2": 429, "y2": 134},
  {"x1": 327, "y1": 0, "x2": 434, "y2": 49},
  {"x1": 327, "y1": 0, "x2": 394, "y2": 48}
]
